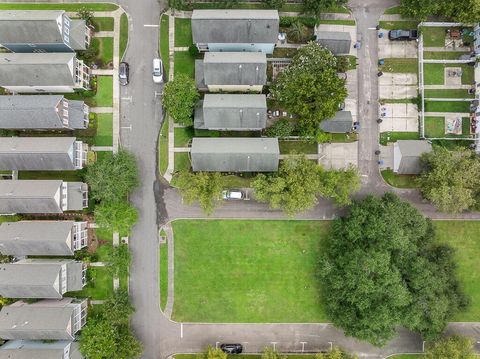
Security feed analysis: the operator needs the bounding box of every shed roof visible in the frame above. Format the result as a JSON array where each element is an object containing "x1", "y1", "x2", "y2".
[
  {"x1": 393, "y1": 140, "x2": 432, "y2": 174},
  {"x1": 0, "y1": 340, "x2": 82, "y2": 359},
  {"x1": 0, "y1": 180, "x2": 62, "y2": 214},
  {"x1": 315, "y1": 31, "x2": 352, "y2": 55},
  {"x1": 0, "y1": 53, "x2": 75, "y2": 87},
  {"x1": 192, "y1": 9, "x2": 279, "y2": 44},
  {"x1": 0, "y1": 221, "x2": 77, "y2": 256},
  {"x1": 191, "y1": 137, "x2": 279, "y2": 172},
  {"x1": 319, "y1": 111, "x2": 353, "y2": 133}
]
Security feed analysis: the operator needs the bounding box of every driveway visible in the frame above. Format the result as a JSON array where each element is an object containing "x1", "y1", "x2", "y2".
[
  {"x1": 318, "y1": 142, "x2": 358, "y2": 169},
  {"x1": 378, "y1": 32, "x2": 417, "y2": 58},
  {"x1": 379, "y1": 73, "x2": 417, "y2": 99},
  {"x1": 379, "y1": 103, "x2": 419, "y2": 132}
]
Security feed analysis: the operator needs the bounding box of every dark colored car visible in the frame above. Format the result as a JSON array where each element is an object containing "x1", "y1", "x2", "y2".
[
  {"x1": 388, "y1": 29, "x2": 418, "y2": 41},
  {"x1": 119, "y1": 62, "x2": 129, "y2": 86},
  {"x1": 220, "y1": 344, "x2": 243, "y2": 354}
]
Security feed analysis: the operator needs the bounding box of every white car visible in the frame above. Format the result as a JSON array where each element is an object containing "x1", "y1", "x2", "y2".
[
  {"x1": 222, "y1": 189, "x2": 245, "y2": 200},
  {"x1": 152, "y1": 58, "x2": 163, "y2": 83}
]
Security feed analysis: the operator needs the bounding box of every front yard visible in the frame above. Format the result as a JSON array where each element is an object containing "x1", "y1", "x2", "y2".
[
  {"x1": 94, "y1": 113, "x2": 113, "y2": 146},
  {"x1": 175, "y1": 18, "x2": 193, "y2": 47}
]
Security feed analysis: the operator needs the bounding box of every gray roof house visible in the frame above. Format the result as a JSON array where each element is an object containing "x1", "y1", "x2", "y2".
[
  {"x1": 0, "y1": 180, "x2": 89, "y2": 214},
  {"x1": 0, "y1": 221, "x2": 88, "y2": 256},
  {"x1": 191, "y1": 137, "x2": 279, "y2": 172},
  {"x1": 0, "y1": 298, "x2": 87, "y2": 341},
  {"x1": 393, "y1": 140, "x2": 432, "y2": 175},
  {"x1": 315, "y1": 31, "x2": 352, "y2": 55},
  {"x1": 0, "y1": 95, "x2": 89, "y2": 130},
  {"x1": 195, "y1": 52, "x2": 267, "y2": 92},
  {"x1": 0, "y1": 340, "x2": 83, "y2": 359},
  {"x1": 0, "y1": 137, "x2": 88, "y2": 171},
  {"x1": 194, "y1": 94, "x2": 267, "y2": 130},
  {"x1": 0, "y1": 10, "x2": 91, "y2": 53},
  {"x1": 319, "y1": 111, "x2": 353, "y2": 133},
  {"x1": 0, "y1": 259, "x2": 86, "y2": 299},
  {"x1": 0, "y1": 53, "x2": 90, "y2": 93},
  {"x1": 191, "y1": 10, "x2": 279, "y2": 54}
]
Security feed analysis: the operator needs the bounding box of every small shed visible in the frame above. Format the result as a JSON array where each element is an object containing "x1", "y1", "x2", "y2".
[
  {"x1": 393, "y1": 140, "x2": 432, "y2": 174},
  {"x1": 319, "y1": 111, "x2": 353, "y2": 133},
  {"x1": 315, "y1": 31, "x2": 352, "y2": 55}
]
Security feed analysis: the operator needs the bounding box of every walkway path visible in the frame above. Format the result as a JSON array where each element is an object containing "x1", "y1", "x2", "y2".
[
  {"x1": 95, "y1": 31, "x2": 115, "y2": 37},
  {"x1": 91, "y1": 145, "x2": 114, "y2": 151},
  {"x1": 91, "y1": 69, "x2": 114, "y2": 75},
  {"x1": 90, "y1": 107, "x2": 114, "y2": 113}
]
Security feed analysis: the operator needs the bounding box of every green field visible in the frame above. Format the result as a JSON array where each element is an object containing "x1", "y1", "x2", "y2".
[
  {"x1": 175, "y1": 18, "x2": 193, "y2": 47},
  {"x1": 380, "y1": 131, "x2": 419, "y2": 145},
  {"x1": 94, "y1": 113, "x2": 113, "y2": 146},
  {"x1": 172, "y1": 220, "x2": 330, "y2": 322},
  {"x1": 279, "y1": 141, "x2": 318, "y2": 154},
  {"x1": 92, "y1": 17, "x2": 114, "y2": 31},
  {"x1": 174, "y1": 52, "x2": 195, "y2": 78},
  {"x1": 174, "y1": 152, "x2": 191, "y2": 172},
  {"x1": 160, "y1": 243, "x2": 168, "y2": 311},
  {"x1": 174, "y1": 127, "x2": 194, "y2": 147},
  {"x1": 381, "y1": 169, "x2": 418, "y2": 188},
  {"x1": 424, "y1": 89, "x2": 474, "y2": 99},
  {"x1": 379, "y1": 58, "x2": 417, "y2": 73},
  {"x1": 160, "y1": 15, "x2": 170, "y2": 78},
  {"x1": 94, "y1": 76, "x2": 113, "y2": 107},
  {"x1": 422, "y1": 27, "x2": 447, "y2": 47},
  {"x1": 423, "y1": 63, "x2": 474, "y2": 85},
  {"x1": 423, "y1": 51, "x2": 470, "y2": 60},
  {"x1": 424, "y1": 101, "x2": 471, "y2": 113}
]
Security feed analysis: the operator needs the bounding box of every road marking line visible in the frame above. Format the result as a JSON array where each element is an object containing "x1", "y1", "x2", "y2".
[
  {"x1": 144, "y1": 24, "x2": 159, "y2": 28},
  {"x1": 271, "y1": 342, "x2": 277, "y2": 351},
  {"x1": 180, "y1": 323, "x2": 183, "y2": 338},
  {"x1": 215, "y1": 342, "x2": 219, "y2": 349},
  {"x1": 328, "y1": 342, "x2": 333, "y2": 351},
  {"x1": 120, "y1": 125, "x2": 132, "y2": 130},
  {"x1": 300, "y1": 342, "x2": 307, "y2": 352},
  {"x1": 368, "y1": 27, "x2": 377, "y2": 30}
]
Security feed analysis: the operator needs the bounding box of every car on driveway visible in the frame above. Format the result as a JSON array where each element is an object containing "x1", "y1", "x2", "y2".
[
  {"x1": 388, "y1": 29, "x2": 418, "y2": 41},
  {"x1": 153, "y1": 58, "x2": 163, "y2": 83},
  {"x1": 222, "y1": 189, "x2": 245, "y2": 200},
  {"x1": 220, "y1": 344, "x2": 243, "y2": 354},
  {"x1": 119, "y1": 62, "x2": 129, "y2": 86}
]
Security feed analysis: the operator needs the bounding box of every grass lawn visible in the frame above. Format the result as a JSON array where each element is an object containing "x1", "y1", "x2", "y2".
[
  {"x1": 18, "y1": 171, "x2": 83, "y2": 182},
  {"x1": 93, "y1": 76, "x2": 113, "y2": 107},
  {"x1": 91, "y1": 37, "x2": 114, "y2": 66},
  {"x1": 92, "y1": 17, "x2": 114, "y2": 32},
  {"x1": 175, "y1": 18, "x2": 193, "y2": 47},
  {"x1": 221, "y1": 174, "x2": 255, "y2": 188},
  {"x1": 172, "y1": 220, "x2": 330, "y2": 323},
  {"x1": 159, "y1": 119, "x2": 169, "y2": 176},
  {"x1": 379, "y1": 20, "x2": 419, "y2": 30},
  {"x1": 120, "y1": 13, "x2": 129, "y2": 59},
  {"x1": 317, "y1": 19, "x2": 355, "y2": 26},
  {"x1": 424, "y1": 116, "x2": 445, "y2": 137},
  {"x1": 424, "y1": 89, "x2": 474, "y2": 99},
  {"x1": 160, "y1": 243, "x2": 168, "y2": 312},
  {"x1": 422, "y1": 27, "x2": 447, "y2": 47},
  {"x1": 423, "y1": 51, "x2": 470, "y2": 60},
  {"x1": 379, "y1": 58, "x2": 417, "y2": 73},
  {"x1": 174, "y1": 127, "x2": 194, "y2": 147},
  {"x1": 0, "y1": 216, "x2": 20, "y2": 224},
  {"x1": 176, "y1": 356, "x2": 317, "y2": 359},
  {"x1": 423, "y1": 63, "x2": 444, "y2": 85},
  {"x1": 96, "y1": 151, "x2": 113, "y2": 163},
  {"x1": 174, "y1": 52, "x2": 195, "y2": 78},
  {"x1": 95, "y1": 227, "x2": 113, "y2": 242},
  {"x1": 94, "y1": 113, "x2": 113, "y2": 146},
  {"x1": 380, "y1": 131, "x2": 419, "y2": 145},
  {"x1": 381, "y1": 169, "x2": 418, "y2": 188},
  {"x1": 160, "y1": 15, "x2": 170, "y2": 78},
  {"x1": 435, "y1": 221, "x2": 480, "y2": 321},
  {"x1": 174, "y1": 152, "x2": 191, "y2": 172},
  {"x1": 96, "y1": 243, "x2": 113, "y2": 262},
  {"x1": 424, "y1": 101, "x2": 470, "y2": 113},
  {"x1": 279, "y1": 141, "x2": 318, "y2": 154},
  {"x1": 69, "y1": 267, "x2": 113, "y2": 300},
  {"x1": 0, "y1": 3, "x2": 117, "y2": 10},
  {"x1": 330, "y1": 132, "x2": 358, "y2": 142}
]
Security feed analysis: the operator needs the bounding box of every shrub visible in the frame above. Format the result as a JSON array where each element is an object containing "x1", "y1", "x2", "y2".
[{"x1": 266, "y1": 118, "x2": 295, "y2": 138}]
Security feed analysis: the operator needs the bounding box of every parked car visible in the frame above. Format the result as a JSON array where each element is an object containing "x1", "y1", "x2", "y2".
[
  {"x1": 388, "y1": 29, "x2": 418, "y2": 41},
  {"x1": 222, "y1": 189, "x2": 245, "y2": 200},
  {"x1": 220, "y1": 344, "x2": 243, "y2": 354},
  {"x1": 153, "y1": 58, "x2": 163, "y2": 83},
  {"x1": 119, "y1": 62, "x2": 129, "y2": 86}
]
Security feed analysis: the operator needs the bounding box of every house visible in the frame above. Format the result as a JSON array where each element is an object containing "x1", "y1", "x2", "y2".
[
  {"x1": 0, "y1": 53, "x2": 90, "y2": 93},
  {"x1": 0, "y1": 95, "x2": 89, "y2": 130},
  {"x1": 0, "y1": 180, "x2": 88, "y2": 214},
  {"x1": 195, "y1": 52, "x2": 267, "y2": 92},
  {"x1": 315, "y1": 31, "x2": 352, "y2": 55},
  {"x1": 191, "y1": 137, "x2": 279, "y2": 172},
  {"x1": 0, "y1": 137, "x2": 88, "y2": 171},
  {"x1": 0, "y1": 259, "x2": 86, "y2": 299},
  {"x1": 0, "y1": 340, "x2": 83, "y2": 359},
  {"x1": 393, "y1": 140, "x2": 432, "y2": 175},
  {"x1": 194, "y1": 94, "x2": 267, "y2": 130},
  {"x1": 319, "y1": 111, "x2": 353, "y2": 133},
  {"x1": 191, "y1": 9, "x2": 279, "y2": 54},
  {"x1": 0, "y1": 298, "x2": 87, "y2": 340},
  {"x1": 0, "y1": 221, "x2": 88, "y2": 256},
  {"x1": 0, "y1": 10, "x2": 91, "y2": 53}
]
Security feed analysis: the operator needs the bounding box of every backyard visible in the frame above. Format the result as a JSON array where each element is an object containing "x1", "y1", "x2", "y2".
[{"x1": 380, "y1": 131, "x2": 419, "y2": 145}]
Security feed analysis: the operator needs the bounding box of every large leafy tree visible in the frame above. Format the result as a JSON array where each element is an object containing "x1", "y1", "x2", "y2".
[
  {"x1": 95, "y1": 202, "x2": 139, "y2": 235},
  {"x1": 426, "y1": 335, "x2": 476, "y2": 359},
  {"x1": 270, "y1": 42, "x2": 347, "y2": 137},
  {"x1": 318, "y1": 165, "x2": 360, "y2": 206},
  {"x1": 417, "y1": 147, "x2": 480, "y2": 213},
  {"x1": 162, "y1": 74, "x2": 199, "y2": 125},
  {"x1": 86, "y1": 150, "x2": 139, "y2": 203},
  {"x1": 321, "y1": 193, "x2": 468, "y2": 346},
  {"x1": 302, "y1": 0, "x2": 347, "y2": 17},
  {"x1": 176, "y1": 171, "x2": 223, "y2": 215},
  {"x1": 400, "y1": 0, "x2": 480, "y2": 22}
]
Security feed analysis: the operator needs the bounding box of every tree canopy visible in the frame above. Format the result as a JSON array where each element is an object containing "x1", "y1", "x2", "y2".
[
  {"x1": 86, "y1": 150, "x2": 139, "y2": 204},
  {"x1": 302, "y1": 0, "x2": 347, "y2": 17},
  {"x1": 321, "y1": 193, "x2": 468, "y2": 346},
  {"x1": 417, "y1": 147, "x2": 480, "y2": 213},
  {"x1": 426, "y1": 335, "x2": 476, "y2": 359},
  {"x1": 253, "y1": 154, "x2": 359, "y2": 215},
  {"x1": 175, "y1": 171, "x2": 223, "y2": 215},
  {"x1": 270, "y1": 42, "x2": 347, "y2": 137},
  {"x1": 400, "y1": 0, "x2": 480, "y2": 22},
  {"x1": 316, "y1": 347, "x2": 357, "y2": 359},
  {"x1": 162, "y1": 74, "x2": 199, "y2": 125},
  {"x1": 205, "y1": 346, "x2": 227, "y2": 359},
  {"x1": 95, "y1": 201, "x2": 139, "y2": 235}
]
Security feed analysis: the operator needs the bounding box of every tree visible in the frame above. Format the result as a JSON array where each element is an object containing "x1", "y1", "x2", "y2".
[
  {"x1": 80, "y1": 319, "x2": 118, "y2": 359},
  {"x1": 108, "y1": 244, "x2": 131, "y2": 277},
  {"x1": 77, "y1": 8, "x2": 93, "y2": 26},
  {"x1": 176, "y1": 171, "x2": 223, "y2": 215},
  {"x1": 262, "y1": 348, "x2": 286, "y2": 359},
  {"x1": 321, "y1": 193, "x2": 467, "y2": 346},
  {"x1": 205, "y1": 346, "x2": 227, "y2": 359},
  {"x1": 319, "y1": 165, "x2": 360, "y2": 206},
  {"x1": 78, "y1": 46, "x2": 99, "y2": 66},
  {"x1": 400, "y1": 0, "x2": 480, "y2": 22},
  {"x1": 95, "y1": 202, "x2": 139, "y2": 235},
  {"x1": 270, "y1": 42, "x2": 347, "y2": 137},
  {"x1": 162, "y1": 74, "x2": 199, "y2": 125},
  {"x1": 86, "y1": 150, "x2": 139, "y2": 203},
  {"x1": 263, "y1": 0, "x2": 286, "y2": 9},
  {"x1": 103, "y1": 290, "x2": 135, "y2": 326},
  {"x1": 266, "y1": 118, "x2": 295, "y2": 138},
  {"x1": 417, "y1": 147, "x2": 480, "y2": 213},
  {"x1": 426, "y1": 335, "x2": 475, "y2": 359},
  {"x1": 316, "y1": 347, "x2": 357, "y2": 359},
  {"x1": 287, "y1": 20, "x2": 304, "y2": 43},
  {"x1": 302, "y1": 0, "x2": 347, "y2": 17}
]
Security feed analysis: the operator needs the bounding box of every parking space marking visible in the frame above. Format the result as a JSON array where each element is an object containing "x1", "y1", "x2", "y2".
[
  {"x1": 215, "y1": 342, "x2": 219, "y2": 349},
  {"x1": 300, "y1": 342, "x2": 307, "y2": 352},
  {"x1": 328, "y1": 342, "x2": 333, "y2": 351},
  {"x1": 180, "y1": 323, "x2": 183, "y2": 338},
  {"x1": 271, "y1": 342, "x2": 277, "y2": 351},
  {"x1": 144, "y1": 24, "x2": 159, "y2": 28}
]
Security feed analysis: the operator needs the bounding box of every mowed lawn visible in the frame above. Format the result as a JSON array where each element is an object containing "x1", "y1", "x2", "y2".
[{"x1": 172, "y1": 220, "x2": 330, "y2": 323}]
